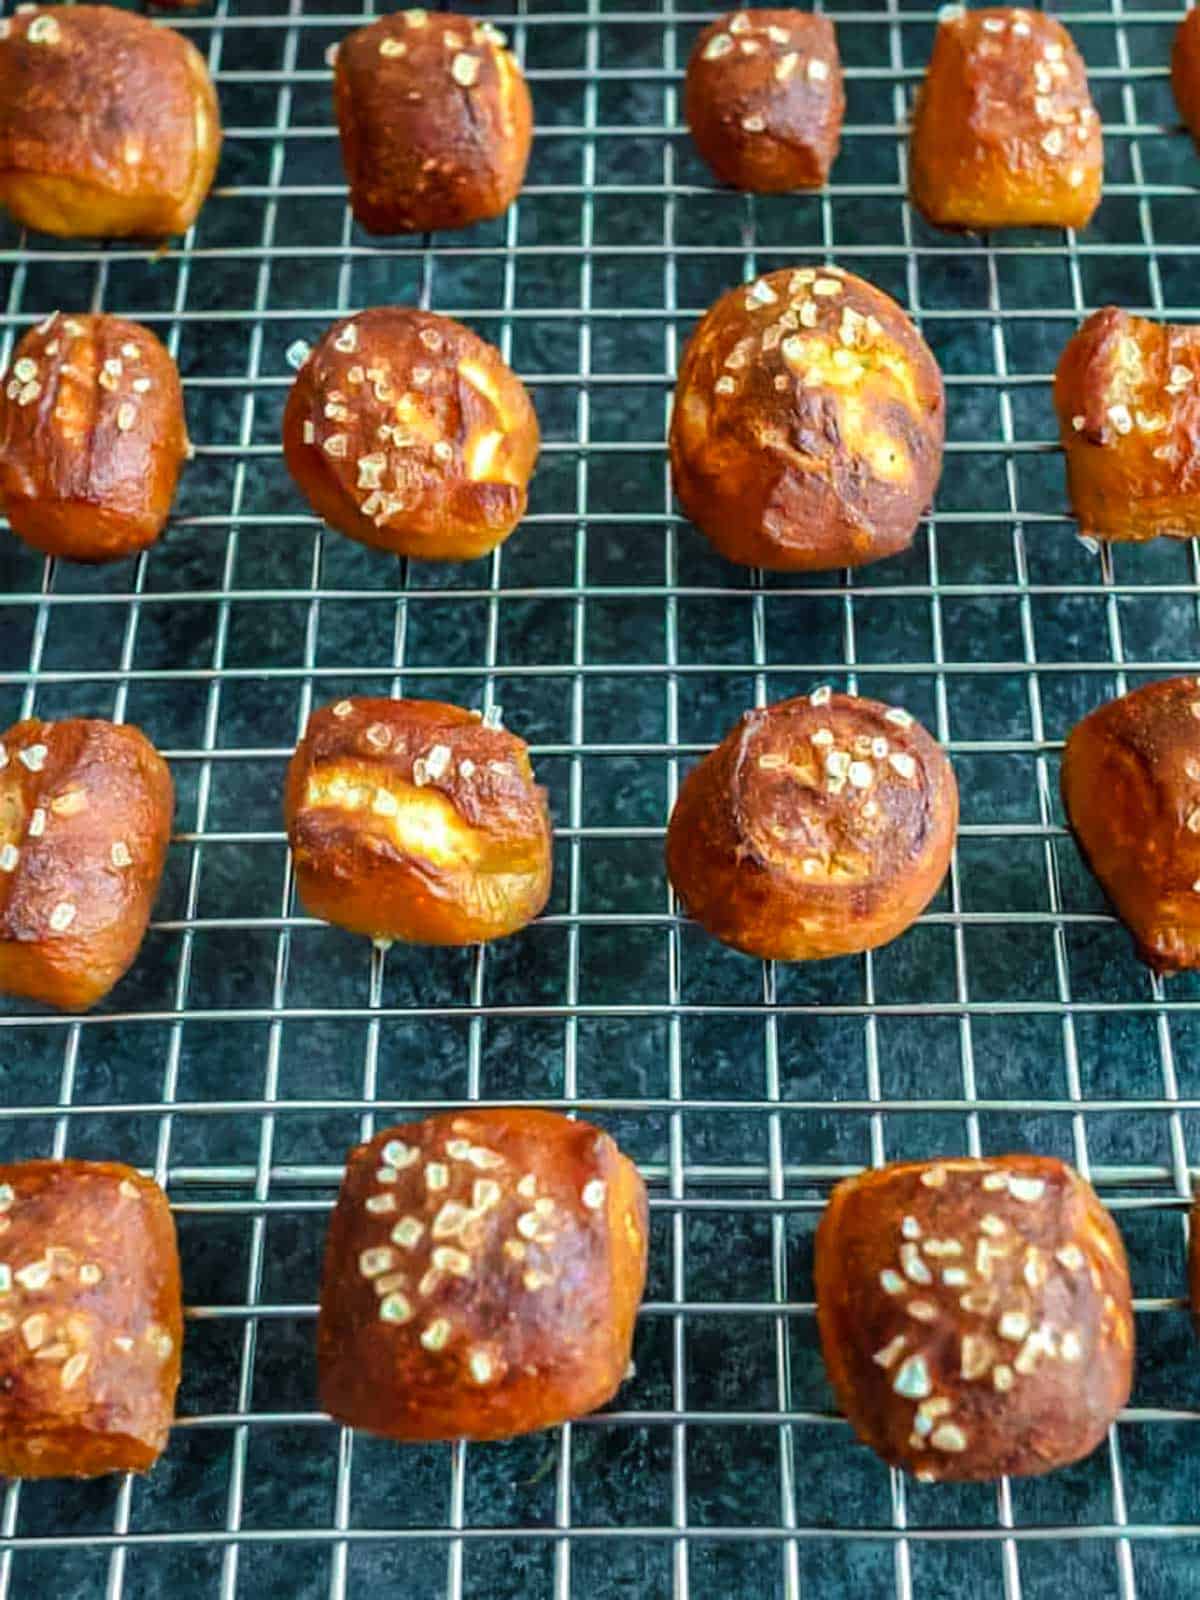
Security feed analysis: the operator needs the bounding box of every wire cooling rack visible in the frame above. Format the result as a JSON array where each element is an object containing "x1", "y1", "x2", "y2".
[{"x1": 4, "y1": 0, "x2": 1200, "y2": 1596}]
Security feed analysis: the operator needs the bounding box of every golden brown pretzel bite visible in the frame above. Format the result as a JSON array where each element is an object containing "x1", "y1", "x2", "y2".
[
  {"x1": 815, "y1": 1155, "x2": 1133, "y2": 1482},
  {"x1": 669, "y1": 267, "x2": 944, "y2": 572},
  {"x1": 910, "y1": 7, "x2": 1102, "y2": 232},
  {"x1": 318, "y1": 1108, "x2": 648, "y2": 1442},
  {"x1": 0, "y1": 312, "x2": 189, "y2": 564},
  {"x1": 333, "y1": 10, "x2": 532, "y2": 236},
  {"x1": 282, "y1": 307, "x2": 539, "y2": 563},
  {"x1": 685, "y1": 9, "x2": 844, "y2": 192},
  {"x1": 1054, "y1": 306, "x2": 1200, "y2": 543},
  {"x1": 665, "y1": 689, "x2": 958, "y2": 961},
  {"x1": 0, "y1": 5, "x2": 221, "y2": 239},
  {"x1": 0, "y1": 1159, "x2": 182, "y2": 1479},
  {"x1": 0, "y1": 717, "x2": 173, "y2": 1011},
  {"x1": 284, "y1": 697, "x2": 552, "y2": 947},
  {"x1": 1172, "y1": 11, "x2": 1200, "y2": 147},
  {"x1": 1061, "y1": 676, "x2": 1200, "y2": 973}
]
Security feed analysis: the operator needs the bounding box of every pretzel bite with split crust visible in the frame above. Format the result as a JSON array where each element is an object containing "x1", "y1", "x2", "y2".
[
  {"x1": 666, "y1": 689, "x2": 957, "y2": 962},
  {"x1": 815, "y1": 1155, "x2": 1133, "y2": 1482},
  {"x1": 0, "y1": 5, "x2": 221, "y2": 239},
  {"x1": 0, "y1": 718, "x2": 173, "y2": 1011},
  {"x1": 0, "y1": 312, "x2": 189, "y2": 564},
  {"x1": 910, "y1": 8, "x2": 1102, "y2": 232},
  {"x1": 670, "y1": 268, "x2": 944, "y2": 572},
  {"x1": 282, "y1": 308, "x2": 539, "y2": 563},
  {"x1": 333, "y1": 10, "x2": 531, "y2": 236},
  {"x1": 685, "y1": 9, "x2": 844, "y2": 192},
  {"x1": 285, "y1": 697, "x2": 552, "y2": 947},
  {"x1": 318, "y1": 1108, "x2": 648, "y2": 1442},
  {"x1": 1054, "y1": 307, "x2": 1200, "y2": 543},
  {"x1": 0, "y1": 1159, "x2": 182, "y2": 1478},
  {"x1": 1061, "y1": 677, "x2": 1200, "y2": 974}
]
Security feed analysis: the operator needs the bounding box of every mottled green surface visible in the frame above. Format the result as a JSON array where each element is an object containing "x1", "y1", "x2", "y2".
[{"x1": 2, "y1": 0, "x2": 1200, "y2": 1595}]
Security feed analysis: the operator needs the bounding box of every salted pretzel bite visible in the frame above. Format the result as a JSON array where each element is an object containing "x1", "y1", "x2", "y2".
[
  {"x1": 816, "y1": 1155, "x2": 1133, "y2": 1482},
  {"x1": 665, "y1": 688, "x2": 957, "y2": 961},
  {"x1": 0, "y1": 1159, "x2": 181, "y2": 1478},
  {"x1": 282, "y1": 307, "x2": 539, "y2": 563},
  {"x1": 333, "y1": 10, "x2": 532, "y2": 236},
  {"x1": 319, "y1": 1108, "x2": 648, "y2": 1442},
  {"x1": 284, "y1": 697, "x2": 552, "y2": 947},
  {"x1": 685, "y1": 9, "x2": 844, "y2": 192},
  {"x1": 1061, "y1": 677, "x2": 1200, "y2": 974},
  {"x1": 669, "y1": 267, "x2": 944, "y2": 572},
  {"x1": 0, "y1": 5, "x2": 221, "y2": 239},
  {"x1": 1173, "y1": 11, "x2": 1200, "y2": 147},
  {"x1": 910, "y1": 8, "x2": 1102, "y2": 232},
  {"x1": 0, "y1": 312, "x2": 189, "y2": 564},
  {"x1": 1054, "y1": 307, "x2": 1200, "y2": 543},
  {"x1": 0, "y1": 717, "x2": 173, "y2": 1012}
]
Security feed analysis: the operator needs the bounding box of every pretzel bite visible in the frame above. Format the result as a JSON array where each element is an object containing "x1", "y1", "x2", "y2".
[
  {"x1": 0, "y1": 1159, "x2": 181, "y2": 1478},
  {"x1": 284, "y1": 697, "x2": 552, "y2": 947},
  {"x1": 816, "y1": 1155, "x2": 1133, "y2": 1482},
  {"x1": 282, "y1": 308, "x2": 539, "y2": 563},
  {"x1": 333, "y1": 10, "x2": 531, "y2": 236},
  {"x1": 318, "y1": 1108, "x2": 648, "y2": 1442},
  {"x1": 669, "y1": 267, "x2": 944, "y2": 572},
  {"x1": 0, "y1": 313, "x2": 189, "y2": 564},
  {"x1": 685, "y1": 10, "x2": 844, "y2": 192},
  {"x1": 1054, "y1": 307, "x2": 1200, "y2": 543},
  {"x1": 0, "y1": 717, "x2": 173, "y2": 1011},
  {"x1": 909, "y1": 8, "x2": 1102, "y2": 232},
  {"x1": 0, "y1": 5, "x2": 221, "y2": 239},
  {"x1": 1174, "y1": 11, "x2": 1200, "y2": 146},
  {"x1": 1061, "y1": 677, "x2": 1200, "y2": 974},
  {"x1": 665, "y1": 689, "x2": 957, "y2": 962}
]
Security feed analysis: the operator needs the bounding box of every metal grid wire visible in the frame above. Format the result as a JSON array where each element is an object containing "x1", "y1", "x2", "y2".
[{"x1": 3, "y1": 0, "x2": 1200, "y2": 1595}]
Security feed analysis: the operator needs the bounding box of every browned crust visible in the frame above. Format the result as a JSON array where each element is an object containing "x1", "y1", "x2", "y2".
[
  {"x1": 1173, "y1": 12, "x2": 1200, "y2": 145},
  {"x1": 815, "y1": 1156, "x2": 1133, "y2": 1482},
  {"x1": 1061, "y1": 676, "x2": 1200, "y2": 973},
  {"x1": 284, "y1": 696, "x2": 552, "y2": 946},
  {"x1": 0, "y1": 5, "x2": 221, "y2": 239},
  {"x1": 1054, "y1": 306, "x2": 1200, "y2": 543},
  {"x1": 684, "y1": 10, "x2": 844, "y2": 192},
  {"x1": 0, "y1": 312, "x2": 189, "y2": 563},
  {"x1": 0, "y1": 718, "x2": 174, "y2": 1011},
  {"x1": 0, "y1": 1159, "x2": 182, "y2": 1479},
  {"x1": 909, "y1": 8, "x2": 1102, "y2": 232},
  {"x1": 318, "y1": 1108, "x2": 648, "y2": 1442},
  {"x1": 333, "y1": 11, "x2": 532, "y2": 236},
  {"x1": 282, "y1": 307, "x2": 539, "y2": 563},
  {"x1": 669, "y1": 267, "x2": 944, "y2": 572},
  {"x1": 665, "y1": 690, "x2": 957, "y2": 961}
]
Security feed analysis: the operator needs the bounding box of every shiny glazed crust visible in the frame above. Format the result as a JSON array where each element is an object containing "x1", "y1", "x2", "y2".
[
  {"x1": 1174, "y1": 12, "x2": 1200, "y2": 144},
  {"x1": 815, "y1": 1156, "x2": 1133, "y2": 1482},
  {"x1": 669, "y1": 267, "x2": 944, "y2": 571},
  {"x1": 685, "y1": 10, "x2": 844, "y2": 192},
  {"x1": 910, "y1": 8, "x2": 1102, "y2": 232},
  {"x1": 334, "y1": 11, "x2": 532, "y2": 236},
  {"x1": 665, "y1": 690, "x2": 957, "y2": 960},
  {"x1": 0, "y1": 312, "x2": 189, "y2": 563},
  {"x1": 1061, "y1": 677, "x2": 1200, "y2": 972},
  {"x1": 282, "y1": 307, "x2": 539, "y2": 562},
  {"x1": 284, "y1": 697, "x2": 552, "y2": 946},
  {"x1": 318, "y1": 1108, "x2": 648, "y2": 1441},
  {"x1": 0, "y1": 718, "x2": 174, "y2": 1011},
  {"x1": 1054, "y1": 307, "x2": 1200, "y2": 543},
  {"x1": 0, "y1": 1160, "x2": 182, "y2": 1478},
  {"x1": 0, "y1": 5, "x2": 221, "y2": 239}
]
